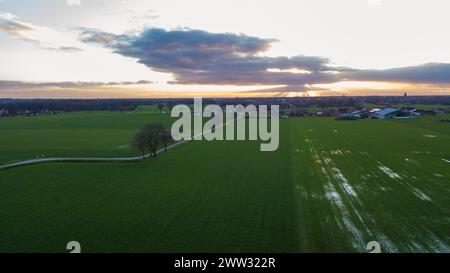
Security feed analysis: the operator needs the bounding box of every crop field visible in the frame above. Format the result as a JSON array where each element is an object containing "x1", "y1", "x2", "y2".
[
  {"x1": 0, "y1": 111, "x2": 449, "y2": 252},
  {"x1": 0, "y1": 111, "x2": 174, "y2": 164}
]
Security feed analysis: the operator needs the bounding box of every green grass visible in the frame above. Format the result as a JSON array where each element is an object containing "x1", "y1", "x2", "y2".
[
  {"x1": 0, "y1": 111, "x2": 449, "y2": 252},
  {"x1": 136, "y1": 105, "x2": 170, "y2": 113},
  {"x1": 0, "y1": 111, "x2": 173, "y2": 164},
  {"x1": 288, "y1": 117, "x2": 449, "y2": 252}
]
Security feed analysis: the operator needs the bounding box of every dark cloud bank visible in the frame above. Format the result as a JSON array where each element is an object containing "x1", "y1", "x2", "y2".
[
  {"x1": 80, "y1": 27, "x2": 450, "y2": 89},
  {"x1": 1, "y1": 24, "x2": 449, "y2": 91}
]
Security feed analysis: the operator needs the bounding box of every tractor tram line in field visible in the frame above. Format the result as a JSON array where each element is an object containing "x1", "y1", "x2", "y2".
[
  {"x1": 0, "y1": 112, "x2": 449, "y2": 253},
  {"x1": 288, "y1": 117, "x2": 450, "y2": 252}
]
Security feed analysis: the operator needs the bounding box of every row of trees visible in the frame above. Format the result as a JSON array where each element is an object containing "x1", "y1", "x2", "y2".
[{"x1": 131, "y1": 123, "x2": 173, "y2": 159}]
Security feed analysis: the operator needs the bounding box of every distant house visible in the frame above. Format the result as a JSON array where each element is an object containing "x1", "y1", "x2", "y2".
[
  {"x1": 369, "y1": 108, "x2": 381, "y2": 115},
  {"x1": 0, "y1": 109, "x2": 9, "y2": 117},
  {"x1": 350, "y1": 109, "x2": 364, "y2": 117},
  {"x1": 371, "y1": 108, "x2": 397, "y2": 118},
  {"x1": 401, "y1": 107, "x2": 419, "y2": 116},
  {"x1": 373, "y1": 108, "x2": 414, "y2": 119},
  {"x1": 16, "y1": 109, "x2": 35, "y2": 117}
]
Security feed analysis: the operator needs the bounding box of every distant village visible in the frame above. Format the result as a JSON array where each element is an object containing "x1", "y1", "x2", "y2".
[
  {"x1": 0, "y1": 109, "x2": 58, "y2": 118},
  {"x1": 0, "y1": 96, "x2": 449, "y2": 120},
  {"x1": 289, "y1": 106, "x2": 448, "y2": 120}
]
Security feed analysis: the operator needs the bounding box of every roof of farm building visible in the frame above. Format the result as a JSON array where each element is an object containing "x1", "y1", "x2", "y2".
[{"x1": 375, "y1": 108, "x2": 400, "y2": 116}]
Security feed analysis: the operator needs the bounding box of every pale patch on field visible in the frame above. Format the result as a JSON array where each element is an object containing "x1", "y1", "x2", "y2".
[
  {"x1": 405, "y1": 158, "x2": 419, "y2": 165},
  {"x1": 411, "y1": 189, "x2": 432, "y2": 201},
  {"x1": 330, "y1": 149, "x2": 344, "y2": 156},
  {"x1": 442, "y1": 158, "x2": 450, "y2": 164},
  {"x1": 434, "y1": 173, "x2": 444, "y2": 178},
  {"x1": 325, "y1": 184, "x2": 344, "y2": 208},
  {"x1": 377, "y1": 234, "x2": 398, "y2": 252},
  {"x1": 324, "y1": 182, "x2": 366, "y2": 249},
  {"x1": 305, "y1": 139, "x2": 370, "y2": 249},
  {"x1": 423, "y1": 134, "x2": 437, "y2": 138},
  {"x1": 323, "y1": 157, "x2": 332, "y2": 164},
  {"x1": 410, "y1": 241, "x2": 428, "y2": 253},
  {"x1": 409, "y1": 232, "x2": 450, "y2": 252},
  {"x1": 378, "y1": 164, "x2": 402, "y2": 180},
  {"x1": 377, "y1": 163, "x2": 434, "y2": 201},
  {"x1": 115, "y1": 145, "x2": 129, "y2": 149},
  {"x1": 342, "y1": 217, "x2": 365, "y2": 248},
  {"x1": 295, "y1": 184, "x2": 308, "y2": 199},
  {"x1": 428, "y1": 236, "x2": 450, "y2": 252},
  {"x1": 331, "y1": 167, "x2": 357, "y2": 197}
]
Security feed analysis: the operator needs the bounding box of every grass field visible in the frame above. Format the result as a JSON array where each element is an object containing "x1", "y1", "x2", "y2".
[
  {"x1": 0, "y1": 111, "x2": 174, "y2": 164},
  {"x1": 0, "y1": 112, "x2": 449, "y2": 252}
]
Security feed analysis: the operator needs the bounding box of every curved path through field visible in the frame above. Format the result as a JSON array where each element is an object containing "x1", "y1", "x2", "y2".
[
  {"x1": 0, "y1": 139, "x2": 188, "y2": 171},
  {"x1": 0, "y1": 117, "x2": 240, "y2": 171}
]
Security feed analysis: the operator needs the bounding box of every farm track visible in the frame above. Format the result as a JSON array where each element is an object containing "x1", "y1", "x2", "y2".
[
  {"x1": 0, "y1": 140, "x2": 188, "y2": 171},
  {"x1": 0, "y1": 117, "x2": 238, "y2": 171}
]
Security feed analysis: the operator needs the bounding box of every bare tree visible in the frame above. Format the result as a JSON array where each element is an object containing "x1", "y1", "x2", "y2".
[
  {"x1": 157, "y1": 103, "x2": 165, "y2": 113},
  {"x1": 131, "y1": 131, "x2": 147, "y2": 159},
  {"x1": 160, "y1": 129, "x2": 173, "y2": 152},
  {"x1": 141, "y1": 123, "x2": 165, "y2": 157}
]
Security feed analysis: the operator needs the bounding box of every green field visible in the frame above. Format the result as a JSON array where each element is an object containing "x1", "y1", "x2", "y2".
[
  {"x1": 0, "y1": 111, "x2": 174, "y2": 164},
  {"x1": 0, "y1": 111, "x2": 449, "y2": 252}
]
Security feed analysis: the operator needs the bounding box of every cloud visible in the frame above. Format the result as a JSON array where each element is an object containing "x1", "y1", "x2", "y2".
[
  {"x1": 58, "y1": 46, "x2": 84, "y2": 52},
  {"x1": 342, "y1": 63, "x2": 450, "y2": 84},
  {"x1": 81, "y1": 28, "x2": 341, "y2": 87},
  {"x1": 66, "y1": 0, "x2": 81, "y2": 6},
  {"x1": 0, "y1": 13, "x2": 34, "y2": 36},
  {"x1": 0, "y1": 80, "x2": 153, "y2": 90},
  {"x1": 78, "y1": 27, "x2": 450, "y2": 89},
  {"x1": 366, "y1": 0, "x2": 382, "y2": 6},
  {"x1": 0, "y1": 12, "x2": 83, "y2": 52}
]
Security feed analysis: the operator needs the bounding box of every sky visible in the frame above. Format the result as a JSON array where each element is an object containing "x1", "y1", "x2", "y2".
[{"x1": 0, "y1": 0, "x2": 449, "y2": 98}]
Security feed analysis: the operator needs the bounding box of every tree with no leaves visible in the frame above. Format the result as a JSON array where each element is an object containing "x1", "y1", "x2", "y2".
[
  {"x1": 141, "y1": 123, "x2": 165, "y2": 157},
  {"x1": 131, "y1": 123, "x2": 173, "y2": 159},
  {"x1": 160, "y1": 129, "x2": 173, "y2": 152},
  {"x1": 131, "y1": 131, "x2": 147, "y2": 159},
  {"x1": 157, "y1": 103, "x2": 165, "y2": 113}
]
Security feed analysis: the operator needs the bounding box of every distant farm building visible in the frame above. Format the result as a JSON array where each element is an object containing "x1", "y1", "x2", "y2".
[
  {"x1": 0, "y1": 109, "x2": 9, "y2": 117},
  {"x1": 372, "y1": 108, "x2": 414, "y2": 119}
]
